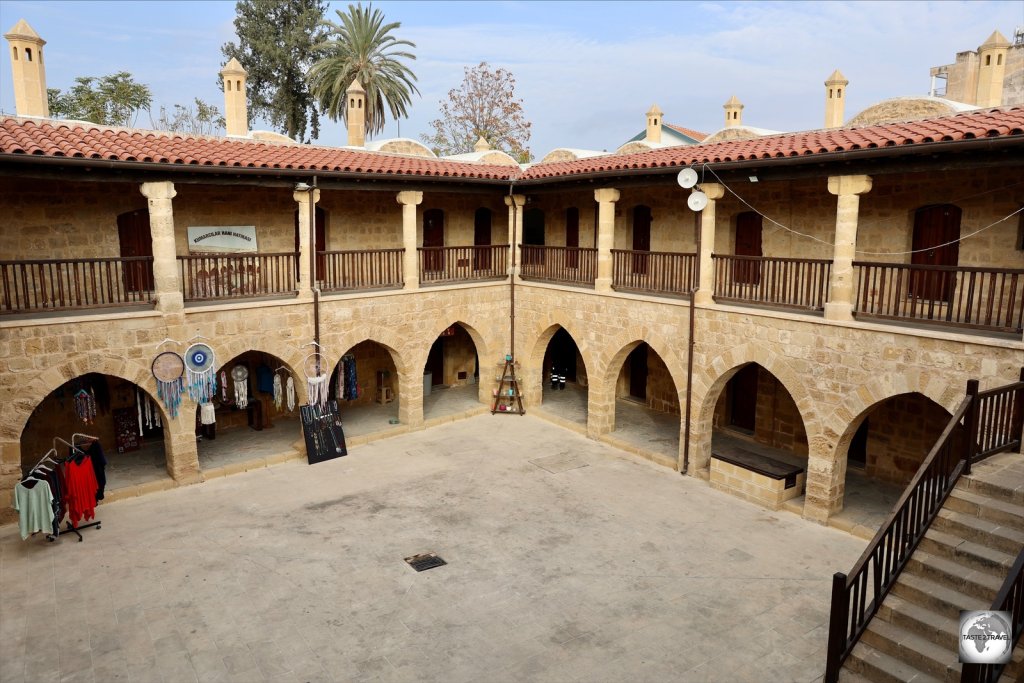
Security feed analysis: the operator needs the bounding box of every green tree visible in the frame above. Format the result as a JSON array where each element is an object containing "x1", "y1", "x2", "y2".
[
  {"x1": 47, "y1": 72, "x2": 152, "y2": 127},
  {"x1": 422, "y1": 62, "x2": 532, "y2": 162},
  {"x1": 150, "y1": 98, "x2": 226, "y2": 136},
  {"x1": 221, "y1": 0, "x2": 327, "y2": 141},
  {"x1": 309, "y1": 3, "x2": 418, "y2": 137}
]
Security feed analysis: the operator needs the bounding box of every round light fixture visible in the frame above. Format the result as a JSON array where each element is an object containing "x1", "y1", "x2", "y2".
[
  {"x1": 687, "y1": 191, "x2": 708, "y2": 211},
  {"x1": 677, "y1": 167, "x2": 699, "y2": 189}
]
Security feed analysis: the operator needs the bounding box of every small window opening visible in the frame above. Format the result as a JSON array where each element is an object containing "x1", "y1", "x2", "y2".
[
  {"x1": 349, "y1": 97, "x2": 354, "y2": 108},
  {"x1": 838, "y1": 88, "x2": 842, "y2": 98},
  {"x1": 12, "y1": 46, "x2": 17, "y2": 61},
  {"x1": 653, "y1": 118, "x2": 658, "y2": 125},
  {"x1": 236, "y1": 80, "x2": 241, "y2": 90},
  {"x1": 25, "y1": 47, "x2": 32, "y2": 62},
  {"x1": 227, "y1": 81, "x2": 232, "y2": 91},
  {"x1": 997, "y1": 54, "x2": 1003, "y2": 66},
  {"x1": 358, "y1": 99, "x2": 362, "y2": 109},
  {"x1": 985, "y1": 55, "x2": 991, "y2": 66},
  {"x1": 829, "y1": 88, "x2": 833, "y2": 99},
  {"x1": 733, "y1": 112, "x2": 738, "y2": 120}
]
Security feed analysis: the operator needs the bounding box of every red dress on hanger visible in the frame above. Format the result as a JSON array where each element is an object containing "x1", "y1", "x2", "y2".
[{"x1": 64, "y1": 456, "x2": 99, "y2": 526}]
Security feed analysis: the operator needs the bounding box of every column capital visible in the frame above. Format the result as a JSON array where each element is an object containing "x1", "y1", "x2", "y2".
[
  {"x1": 293, "y1": 188, "x2": 320, "y2": 203},
  {"x1": 827, "y1": 174, "x2": 872, "y2": 196},
  {"x1": 396, "y1": 190, "x2": 423, "y2": 206},
  {"x1": 594, "y1": 188, "x2": 620, "y2": 203},
  {"x1": 503, "y1": 194, "x2": 526, "y2": 208},
  {"x1": 698, "y1": 183, "x2": 725, "y2": 201},
  {"x1": 140, "y1": 181, "x2": 176, "y2": 201}
]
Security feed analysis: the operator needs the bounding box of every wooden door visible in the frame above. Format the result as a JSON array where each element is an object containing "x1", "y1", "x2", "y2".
[
  {"x1": 848, "y1": 419, "x2": 868, "y2": 468},
  {"x1": 523, "y1": 208, "x2": 545, "y2": 265},
  {"x1": 632, "y1": 205, "x2": 652, "y2": 275},
  {"x1": 910, "y1": 204, "x2": 960, "y2": 302},
  {"x1": 549, "y1": 328, "x2": 578, "y2": 383},
  {"x1": 565, "y1": 208, "x2": 579, "y2": 268},
  {"x1": 117, "y1": 209, "x2": 154, "y2": 292},
  {"x1": 473, "y1": 208, "x2": 491, "y2": 271},
  {"x1": 423, "y1": 209, "x2": 445, "y2": 272},
  {"x1": 729, "y1": 363, "x2": 759, "y2": 432},
  {"x1": 426, "y1": 337, "x2": 444, "y2": 386},
  {"x1": 628, "y1": 343, "x2": 647, "y2": 400},
  {"x1": 734, "y1": 211, "x2": 763, "y2": 285},
  {"x1": 293, "y1": 207, "x2": 326, "y2": 281}
]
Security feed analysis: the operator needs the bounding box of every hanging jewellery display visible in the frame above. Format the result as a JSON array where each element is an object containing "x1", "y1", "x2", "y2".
[
  {"x1": 231, "y1": 364, "x2": 249, "y2": 409},
  {"x1": 151, "y1": 351, "x2": 185, "y2": 418},
  {"x1": 73, "y1": 387, "x2": 97, "y2": 424},
  {"x1": 184, "y1": 342, "x2": 218, "y2": 404}
]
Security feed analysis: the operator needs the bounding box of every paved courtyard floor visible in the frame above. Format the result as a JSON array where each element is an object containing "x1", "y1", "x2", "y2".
[{"x1": 0, "y1": 414, "x2": 865, "y2": 683}]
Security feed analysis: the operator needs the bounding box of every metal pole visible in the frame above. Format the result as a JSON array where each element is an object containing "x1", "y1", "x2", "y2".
[
  {"x1": 310, "y1": 176, "x2": 320, "y2": 375},
  {"x1": 508, "y1": 184, "x2": 517, "y2": 363},
  {"x1": 682, "y1": 207, "x2": 700, "y2": 474}
]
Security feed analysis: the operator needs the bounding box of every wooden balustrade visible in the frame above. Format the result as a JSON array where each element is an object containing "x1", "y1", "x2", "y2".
[
  {"x1": 854, "y1": 262, "x2": 1024, "y2": 333},
  {"x1": 178, "y1": 252, "x2": 297, "y2": 301},
  {"x1": 0, "y1": 256, "x2": 155, "y2": 313},
  {"x1": 519, "y1": 246, "x2": 597, "y2": 286},
  {"x1": 973, "y1": 369, "x2": 1024, "y2": 463},
  {"x1": 417, "y1": 245, "x2": 508, "y2": 284},
  {"x1": 319, "y1": 249, "x2": 404, "y2": 291},
  {"x1": 961, "y1": 547, "x2": 1024, "y2": 683},
  {"x1": 713, "y1": 254, "x2": 832, "y2": 310},
  {"x1": 612, "y1": 249, "x2": 696, "y2": 295}
]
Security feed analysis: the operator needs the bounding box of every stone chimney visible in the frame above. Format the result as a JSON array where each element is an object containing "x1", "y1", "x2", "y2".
[
  {"x1": 220, "y1": 57, "x2": 248, "y2": 137},
  {"x1": 346, "y1": 78, "x2": 366, "y2": 147},
  {"x1": 645, "y1": 104, "x2": 663, "y2": 143},
  {"x1": 723, "y1": 95, "x2": 743, "y2": 128},
  {"x1": 824, "y1": 69, "x2": 848, "y2": 129},
  {"x1": 4, "y1": 19, "x2": 49, "y2": 118},
  {"x1": 976, "y1": 30, "x2": 1010, "y2": 107},
  {"x1": 474, "y1": 136, "x2": 490, "y2": 152}
]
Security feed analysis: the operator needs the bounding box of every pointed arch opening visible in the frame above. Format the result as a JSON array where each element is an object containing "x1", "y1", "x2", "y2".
[
  {"x1": 194, "y1": 350, "x2": 302, "y2": 472},
  {"x1": 611, "y1": 341, "x2": 680, "y2": 461},
  {"x1": 423, "y1": 322, "x2": 482, "y2": 421},
  {"x1": 538, "y1": 326, "x2": 588, "y2": 426},
  {"x1": 327, "y1": 340, "x2": 402, "y2": 439},
  {"x1": 21, "y1": 373, "x2": 172, "y2": 493}
]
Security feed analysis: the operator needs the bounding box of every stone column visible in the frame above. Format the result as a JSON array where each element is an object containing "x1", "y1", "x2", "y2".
[
  {"x1": 398, "y1": 363, "x2": 424, "y2": 427},
  {"x1": 293, "y1": 188, "x2": 320, "y2": 299},
  {"x1": 140, "y1": 182, "x2": 183, "y2": 313},
  {"x1": 397, "y1": 191, "x2": 423, "y2": 290},
  {"x1": 694, "y1": 183, "x2": 725, "y2": 305},
  {"x1": 824, "y1": 175, "x2": 872, "y2": 321},
  {"x1": 504, "y1": 194, "x2": 525, "y2": 280},
  {"x1": 164, "y1": 413, "x2": 201, "y2": 485},
  {"x1": 803, "y1": 440, "x2": 845, "y2": 524},
  {"x1": 594, "y1": 188, "x2": 620, "y2": 292}
]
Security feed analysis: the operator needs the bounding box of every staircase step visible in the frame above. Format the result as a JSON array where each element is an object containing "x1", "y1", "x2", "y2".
[
  {"x1": 919, "y1": 529, "x2": 1016, "y2": 577},
  {"x1": 861, "y1": 618, "x2": 961, "y2": 681},
  {"x1": 844, "y1": 640, "x2": 943, "y2": 683},
  {"x1": 838, "y1": 670, "x2": 876, "y2": 683},
  {"x1": 876, "y1": 594, "x2": 958, "y2": 650},
  {"x1": 891, "y1": 572, "x2": 977, "y2": 618},
  {"x1": 934, "y1": 509, "x2": 1024, "y2": 555},
  {"x1": 905, "y1": 551, "x2": 1001, "y2": 602},
  {"x1": 962, "y1": 476, "x2": 1024, "y2": 507},
  {"x1": 946, "y1": 487, "x2": 1024, "y2": 532}
]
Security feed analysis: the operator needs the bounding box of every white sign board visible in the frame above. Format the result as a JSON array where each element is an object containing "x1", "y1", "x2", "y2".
[{"x1": 187, "y1": 226, "x2": 258, "y2": 253}]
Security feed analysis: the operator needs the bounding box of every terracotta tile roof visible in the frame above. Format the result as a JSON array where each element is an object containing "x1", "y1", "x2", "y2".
[
  {"x1": 665, "y1": 123, "x2": 708, "y2": 141},
  {"x1": 2, "y1": 107, "x2": 1022, "y2": 185},
  {"x1": 521, "y1": 106, "x2": 1024, "y2": 180},
  {"x1": 0, "y1": 118, "x2": 517, "y2": 180}
]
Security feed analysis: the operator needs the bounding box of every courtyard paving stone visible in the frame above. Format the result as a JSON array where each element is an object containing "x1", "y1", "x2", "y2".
[{"x1": 1, "y1": 413, "x2": 864, "y2": 682}]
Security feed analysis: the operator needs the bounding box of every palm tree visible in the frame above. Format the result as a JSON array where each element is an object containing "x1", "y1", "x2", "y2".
[{"x1": 309, "y1": 3, "x2": 419, "y2": 137}]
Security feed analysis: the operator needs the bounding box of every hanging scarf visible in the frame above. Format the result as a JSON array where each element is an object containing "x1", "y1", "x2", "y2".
[
  {"x1": 137, "y1": 388, "x2": 144, "y2": 435},
  {"x1": 200, "y1": 402, "x2": 216, "y2": 425},
  {"x1": 153, "y1": 398, "x2": 162, "y2": 428},
  {"x1": 74, "y1": 389, "x2": 97, "y2": 425},
  {"x1": 234, "y1": 378, "x2": 248, "y2": 409},
  {"x1": 273, "y1": 373, "x2": 283, "y2": 410},
  {"x1": 286, "y1": 376, "x2": 296, "y2": 412},
  {"x1": 221, "y1": 371, "x2": 228, "y2": 402}
]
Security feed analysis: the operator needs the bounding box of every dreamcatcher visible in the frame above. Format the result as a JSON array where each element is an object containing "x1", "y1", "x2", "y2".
[
  {"x1": 152, "y1": 351, "x2": 185, "y2": 419},
  {"x1": 74, "y1": 388, "x2": 97, "y2": 424},
  {"x1": 184, "y1": 342, "x2": 218, "y2": 404},
  {"x1": 304, "y1": 352, "x2": 328, "y2": 408},
  {"x1": 273, "y1": 373, "x2": 283, "y2": 410},
  {"x1": 286, "y1": 376, "x2": 296, "y2": 411},
  {"x1": 231, "y1": 365, "x2": 249, "y2": 409}
]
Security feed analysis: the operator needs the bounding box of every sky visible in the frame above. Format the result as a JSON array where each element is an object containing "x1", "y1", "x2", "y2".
[{"x1": 1, "y1": 1, "x2": 1023, "y2": 158}]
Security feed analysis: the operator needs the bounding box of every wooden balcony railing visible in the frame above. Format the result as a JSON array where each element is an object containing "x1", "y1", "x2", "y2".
[
  {"x1": 417, "y1": 245, "x2": 508, "y2": 285},
  {"x1": 713, "y1": 255, "x2": 832, "y2": 310},
  {"x1": 178, "y1": 252, "x2": 297, "y2": 301},
  {"x1": 0, "y1": 256, "x2": 155, "y2": 314},
  {"x1": 319, "y1": 249, "x2": 403, "y2": 292},
  {"x1": 520, "y1": 246, "x2": 597, "y2": 286},
  {"x1": 854, "y1": 262, "x2": 1024, "y2": 334},
  {"x1": 612, "y1": 249, "x2": 696, "y2": 296}
]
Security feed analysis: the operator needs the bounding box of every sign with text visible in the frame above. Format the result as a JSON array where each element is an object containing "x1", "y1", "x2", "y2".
[{"x1": 187, "y1": 226, "x2": 258, "y2": 253}]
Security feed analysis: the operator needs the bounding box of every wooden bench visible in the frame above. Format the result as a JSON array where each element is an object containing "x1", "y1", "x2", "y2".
[{"x1": 710, "y1": 443, "x2": 806, "y2": 510}]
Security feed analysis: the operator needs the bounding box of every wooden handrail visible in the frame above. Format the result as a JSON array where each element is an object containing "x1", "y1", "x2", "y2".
[
  {"x1": 319, "y1": 248, "x2": 404, "y2": 291},
  {"x1": 712, "y1": 254, "x2": 832, "y2": 311},
  {"x1": 177, "y1": 252, "x2": 297, "y2": 301},
  {"x1": 519, "y1": 246, "x2": 597, "y2": 286},
  {"x1": 0, "y1": 256, "x2": 155, "y2": 313},
  {"x1": 612, "y1": 249, "x2": 696, "y2": 295},
  {"x1": 417, "y1": 245, "x2": 508, "y2": 284},
  {"x1": 960, "y1": 547, "x2": 1024, "y2": 683}
]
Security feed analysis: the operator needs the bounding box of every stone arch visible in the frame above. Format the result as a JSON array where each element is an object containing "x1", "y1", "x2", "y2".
[
  {"x1": 524, "y1": 317, "x2": 596, "y2": 402},
  {"x1": 212, "y1": 337, "x2": 308, "y2": 395},
  {"x1": 322, "y1": 325, "x2": 417, "y2": 425},
  {"x1": 689, "y1": 342, "x2": 818, "y2": 474},
  {"x1": 408, "y1": 319, "x2": 491, "y2": 382},
  {"x1": 598, "y1": 331, "x2": 686, "y2": 402}
]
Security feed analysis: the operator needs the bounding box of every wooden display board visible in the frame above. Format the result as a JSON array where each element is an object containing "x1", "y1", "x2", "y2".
[{"x1": 300, "y1": 400, "x2": 348, "y2": 464}]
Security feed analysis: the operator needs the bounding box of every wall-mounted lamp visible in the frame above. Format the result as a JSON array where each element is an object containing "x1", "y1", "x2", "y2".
[{"x1": 294, "y1": 182, "x2": 311, "y2": 192}]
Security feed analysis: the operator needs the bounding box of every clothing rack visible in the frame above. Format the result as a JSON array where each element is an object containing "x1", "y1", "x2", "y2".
[{"x1": 40, "y1": 434, "x2": 102, "y2": 542}]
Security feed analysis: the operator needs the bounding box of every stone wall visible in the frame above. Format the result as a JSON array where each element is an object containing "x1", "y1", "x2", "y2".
[
  {"x1": 646, "y1": 347, "x2": 680, "y2": 415},
  {"x1": 862, "y1": 393, "x2": 962, "y2": 485},
  {"x1": 333, "y1": 340, "x2": 399, "y2": 407}
]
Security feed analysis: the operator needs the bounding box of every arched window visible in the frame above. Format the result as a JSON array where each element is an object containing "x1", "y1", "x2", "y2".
[
  {"x1": 985, "y1": 55, "x2": 991, "y2": 66},
  {"x1": 25, "y1": 47, "x2": 32, "y2": 62}
]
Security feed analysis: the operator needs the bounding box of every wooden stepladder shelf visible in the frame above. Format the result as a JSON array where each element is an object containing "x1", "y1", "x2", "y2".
[{"x1": 492, "y1": 357, "x2": 525, "y2": 415}]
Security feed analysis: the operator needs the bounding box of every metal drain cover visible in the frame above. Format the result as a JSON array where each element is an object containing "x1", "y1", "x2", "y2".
[{"x1": 404, "y1": 553, "x2": 446, "y2": 572}]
